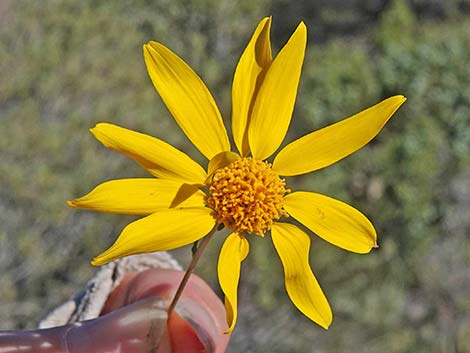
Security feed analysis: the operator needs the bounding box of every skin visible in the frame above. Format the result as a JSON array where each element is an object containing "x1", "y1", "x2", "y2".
[{"x1": 0, "y1": 269, "x2": 230, "y2": 353}]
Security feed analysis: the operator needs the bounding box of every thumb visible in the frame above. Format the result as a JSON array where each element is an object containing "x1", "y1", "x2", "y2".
[
  {"x1": 102, "y1": 269, "x2": 230, "y2": 353},
  {"x1": 65, "y1": 296, "x2": 170, "y2": 352},
  {"x1": 0, "y1": 297, "x2": 169, "y2": 353}
]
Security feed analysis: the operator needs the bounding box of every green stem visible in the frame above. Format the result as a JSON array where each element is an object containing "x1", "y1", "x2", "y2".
[{"x1": 167, "y1": 223, "x2": 218, "y2": 318}]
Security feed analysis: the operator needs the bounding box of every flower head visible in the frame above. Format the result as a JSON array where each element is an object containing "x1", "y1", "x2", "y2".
[
  {"x1": 69, "y1": 17, "x2": 406, "y2": 332},
  {"x1": 207, "y1": 158, "x2": 289, "y2": 236}
]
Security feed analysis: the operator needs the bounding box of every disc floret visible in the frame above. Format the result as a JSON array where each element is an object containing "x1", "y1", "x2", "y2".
[{"x1": 206, "y1": 158, "x2": 289, "y2": 236}]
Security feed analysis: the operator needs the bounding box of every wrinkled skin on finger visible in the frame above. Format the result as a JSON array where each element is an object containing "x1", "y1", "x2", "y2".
[{"x1": 0, "y1": 269, "x2": 230, "y2": 353}]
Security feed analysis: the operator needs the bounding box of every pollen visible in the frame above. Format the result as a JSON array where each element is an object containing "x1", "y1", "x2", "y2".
[{"x1": 206, "y1": 158, "x2": 289, "y2": 236}]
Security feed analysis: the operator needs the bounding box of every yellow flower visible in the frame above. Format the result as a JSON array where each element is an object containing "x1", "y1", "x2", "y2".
[{"x1": 69, "y1": 17, "x2": 406, "y2": 332}]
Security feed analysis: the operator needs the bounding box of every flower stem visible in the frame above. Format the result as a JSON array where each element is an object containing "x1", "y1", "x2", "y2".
[{"x1": 167, "y1": 224, "x2": 218, "y2": 318}]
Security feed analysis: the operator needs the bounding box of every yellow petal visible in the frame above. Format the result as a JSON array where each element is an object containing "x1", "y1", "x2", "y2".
[
  {"x1": 67, "y1": 178, "x2": 206, "y2": 215},
  {"x1": 92, "y1": 207, "x2": 215, "y2": 266},
  {"x1": 91, "y1": 123, "x2": 207, "y2": 184},
  {"x1": 271, "y1": 223, "x2": 332, "y2": 329},
  {"x1": 273, "y1": 96, "x2": 407, "y2": 176},
  {"x1": 206, "y1": 151, "x2": 240, "y2": 180},
  {"x1": 283, "y1": 192, "x2": 377, "y2": 253},
  {"x1": 248, "y1": 22, "x2": 307, "y2": 161},
  {"x1": 144, "y1": 42, "x2": 230, "y2": 160},
  {"x1": 232, "y1": 17, "x2": 272, "y2": 156},
  {"x1": 218, "y1": 232, "x2": 249, "y2": 333}
]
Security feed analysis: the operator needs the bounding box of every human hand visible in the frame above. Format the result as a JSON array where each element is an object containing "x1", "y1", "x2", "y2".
[{"x1": 0, "y1": 269, "x2": 230, "y2": 352}]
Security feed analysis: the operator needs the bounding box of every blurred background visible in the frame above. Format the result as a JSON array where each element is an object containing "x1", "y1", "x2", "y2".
[{"x1": 1, "y1": 0, "x2": 469, "y2": 352}]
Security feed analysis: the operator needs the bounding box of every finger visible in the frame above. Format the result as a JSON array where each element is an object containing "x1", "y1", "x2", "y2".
[
  {"x1": 102, "y1": 269, "x2": 230, "y2": 353},
  {"x1": 67, "y1": 292, "x2": 217, "y2": 353},
  {"x1": 65, "y1": 296, "x2": 170, "y2": 353},
  {"x1": 0, "y1": 298, "x2": 168, "y2": 353},
  {"x1": 0, "y1": 328, "x2": 64, "y2": 353}
]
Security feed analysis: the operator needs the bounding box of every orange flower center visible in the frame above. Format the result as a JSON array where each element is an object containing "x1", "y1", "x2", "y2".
[{"x1": 206, "y1": 158, "x2": 289, "y2": 236}]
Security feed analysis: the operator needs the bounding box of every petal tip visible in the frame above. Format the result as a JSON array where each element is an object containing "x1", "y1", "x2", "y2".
[
  {"x1": 89, "y1": 123, "x2": 105, "y2": 135},
  {"x1": 90, "y1": 259, "x2": 100, "y2": 266},
  {"x1": 66, "y1": 200, "x2": 76, "y2": 207},
  {"x1": 224, "y1": 325, "x2": 235, "y2": 335},
  {"x1": 144, "y1": 41, "x2": 166, "y2": 55},
  {"x1": 89, "y1": 123, "x2": 113, "y2": 146},
  {"x1": 143, "y1": 42, "x2": 158, "y2": 61},
  {"x1": 144, "y1": 40, "x2": 158, "y2": 49},
  {"x1": 313, "y1": 310, "x2": 332, "y2": 330},
  {"x1": 296, "y1": 21, "x2": 307, "y2": 36},
  {"x1": 92, "y1": 122, "x2": 105, "y2": 129},
  {"x1": 260, "y1": 16, "x2": 272, "y2": 24},
  {"x1": 362, "y1": 241, "x2": 379, "y2": 254},
  {"x1": 391, "y1": 95, "x2": 407, "y2": 105},
  {"x1": 91, "y1": 256, "x2": 107, "y2": 266},
  {"x1": 320, "y1": 320, "x2": 332, "y2": 330},
  {"x1": 255, "y1": 17, "x2": 272, "y2": 31},
  {"x1": 142, "y1": 43, "x2": 150, "y2": 56},
  {"x1": 320, "y1": 310, "x2": 333, "y2": 330}
]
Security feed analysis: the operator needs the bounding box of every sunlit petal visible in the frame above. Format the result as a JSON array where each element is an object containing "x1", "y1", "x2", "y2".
[
  {"x1": 232, "y1": 17, "x2": 272, "y2": 156},
  {"x1": 92, "y1": 208, "x2": 215, "y2": 266},
  {"x1": 284, "y1": 192, "x2": 377, "y2": 253},
  {"x1": 91, "y1": 123, "x2": 207, "y2": 184},
  {"x1": 248, "y1": 22, "x2": 307, "y2": 160},
  {"x1": 218, "y1": 232, "x2": 249, "y2": 333},
  {"x1": 144, "y1": 42, "x2": 230, "y2": 159},
  {"x1": 67, "y1": 179, "x2": 206, "y2": 215},
  {"x1": 273, "y1": 96, "x2": 407, "y2": 176},
  {"x1": 271, "y1": 223, "x2": 332, "y2": 329}
]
